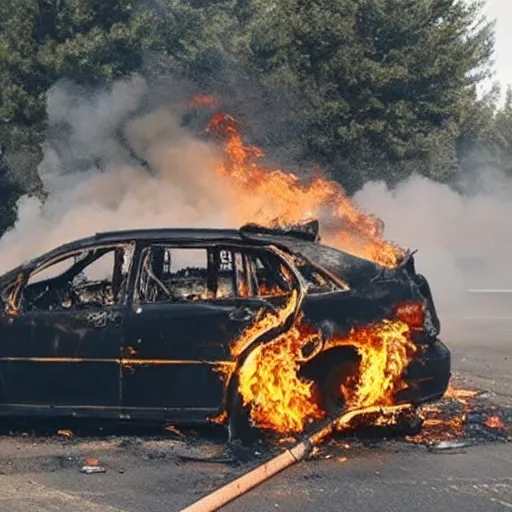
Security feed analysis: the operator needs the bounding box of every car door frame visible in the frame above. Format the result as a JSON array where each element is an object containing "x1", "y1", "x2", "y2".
[
  {"x1": 119, "y1": 240, "x2": 306, "y2": 423},
  {"x1": 0, "y1": 241, "x2": 136, "y2": 415}
]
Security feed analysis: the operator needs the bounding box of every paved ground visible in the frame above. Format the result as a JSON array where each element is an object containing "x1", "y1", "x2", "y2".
[
  {"x1": 0, "y1": 331, "x2": 509, "y2": 512},
  {"x1": 225, "y1": 442, "x2": 512, "y2": 512},
  {"x1": 450, "y1": 333, "x2": 512, "y2": 406}
]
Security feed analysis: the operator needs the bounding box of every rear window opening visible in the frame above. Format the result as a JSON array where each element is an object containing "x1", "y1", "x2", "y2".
[
  {"x1": 291, "y1": 254, "x2": 346, "y2": 294},
  {"x1": 135, "y1": 245, "x2": 293, "y2": 304}
]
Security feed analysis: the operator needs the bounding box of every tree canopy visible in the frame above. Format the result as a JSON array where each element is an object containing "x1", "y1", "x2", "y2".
[{"x1": 241, "y1": 0, "x2": 495, "y2": 190}]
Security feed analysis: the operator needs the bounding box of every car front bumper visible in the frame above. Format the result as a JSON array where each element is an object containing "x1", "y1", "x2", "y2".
[{"x1": 395, "y1": 339, "x2": 451, "y2": 405}]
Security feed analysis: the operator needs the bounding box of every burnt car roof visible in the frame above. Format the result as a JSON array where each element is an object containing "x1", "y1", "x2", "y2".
[
  {"x1": 0, "y1": 224, "x2": 387, "y2": 287},
  {"x1": 95, "y1": 228, "x2": 385, "y2": 285},
  {"x1": 0, "y1": 228, "x2": 244, "y2": 282},
  {"x1": 94, "y1": 228, "x2": 245, "y2": 244}
]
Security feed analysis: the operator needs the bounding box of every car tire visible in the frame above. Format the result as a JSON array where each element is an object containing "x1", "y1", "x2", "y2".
[
  {"x1": 227, "y1": 374, "x2": 262, "y2": 446},
  {"x1": 317, "y1": 359, "x2": 359, "y2": 414}
]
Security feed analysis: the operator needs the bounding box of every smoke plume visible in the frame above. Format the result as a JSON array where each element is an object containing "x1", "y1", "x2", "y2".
[
  {"x1": 1, "y1": 74, "x2": 511, "y2": 342},
  {"x1": 0, "y1": 75, "x2": 236, "y2": 273},
  {"x1": 354, "y1": 174, "x2": 512, "y2": 342}
]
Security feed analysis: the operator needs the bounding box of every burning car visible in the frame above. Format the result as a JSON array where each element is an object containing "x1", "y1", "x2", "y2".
[{"x1": 0, "y1": 220, "x2": 450, "y2": 443}]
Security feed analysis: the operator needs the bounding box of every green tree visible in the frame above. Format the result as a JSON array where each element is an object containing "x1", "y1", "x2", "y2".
[
  {"x1": 1, "y1": 0, "x2": 162, "y2": 140},
  {"x1": 242, "y1": 0, "x2": 494, "y2": 192},
  {"x1": 0, "y1": 151, "x2": 22, "y2": 235},
  {"x1": 0, "y1": 0, "x2": 168, "y2": 232},
  {"x1": 0, "y1": 0, "x2": 502, "y2": 236},
  {"x1": 457, "y1": 85, "x2": 512, "y2": 179}
]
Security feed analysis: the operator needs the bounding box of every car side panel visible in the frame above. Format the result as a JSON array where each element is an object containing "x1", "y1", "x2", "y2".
[
  {"x1": 300, "y1": 290, "x2": 451, "y2": 406},
  {"x1": 121, "y1": 301, "x2": 259, "y2": 415},
  {"x1": 0, "y1": 307, "x2": 124, "y2": 407},
  {"x1": 301, "y1": 291, "x2": 387, "y2": 335}
]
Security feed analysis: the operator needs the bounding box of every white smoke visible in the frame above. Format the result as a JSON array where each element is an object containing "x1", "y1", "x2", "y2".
[
  {"x1": 355, "y1": 174, "x2": 512, "y2": 342},
  {"x1": 1, "y1": 74, "x2": 511, "y2": 343},
  {"x1": 0, "y1": 75, "x2": 234, "y2": 273}
]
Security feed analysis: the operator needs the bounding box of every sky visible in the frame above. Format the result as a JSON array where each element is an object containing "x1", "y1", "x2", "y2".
[{"x1": 483, "y1": 0, "x2": 512, "y2": 93}]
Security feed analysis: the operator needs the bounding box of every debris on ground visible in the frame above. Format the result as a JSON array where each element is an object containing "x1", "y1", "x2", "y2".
[
  {"x1": 406, "y1": 383, "x2": 511, "y2": 446},
  {"x1": 80, "y1": 457, "x2": 106, "y2": 474},
  {"x1": 57, "y1": 429, "x2": 74, "y2": 439},
  {"x1": 428, "y1": 439, "x2": 471, "y2": 451}
]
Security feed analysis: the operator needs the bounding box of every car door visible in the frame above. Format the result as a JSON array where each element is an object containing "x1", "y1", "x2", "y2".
[
  {"x1": 121, "y1": 244, "x2": 290, "y2": 421},
  {"x1": 0, "y1": 244, "x2": 133, "y2": 410}
]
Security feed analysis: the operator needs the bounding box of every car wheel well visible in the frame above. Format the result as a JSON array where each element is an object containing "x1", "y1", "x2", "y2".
[
  {"x1": 299, "y1": 346, "x2": 361, "y2": 414},
  {"x1": 226, "y1": 345, "x2": 362, "y2": 444},
  {"x1": 299, "y1": 346, "x2": 360, "y2": 380}
]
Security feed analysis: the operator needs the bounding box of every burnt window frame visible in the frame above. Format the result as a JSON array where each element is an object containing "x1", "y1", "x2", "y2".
[
  {"x1": 8, "y1": 243, "x2": 135, "y2": 313},
  {"x1": 133, "y1": 244, "x2": 212, "y2": 304},
  {"x1": 132, "y1": 242, "x2": 295, "y2": 305},
  {"x1": 289, "y1": 252, "x2": 350, "y2": 295},
  {"x1": 242, "y1": 249, "x2": 294, "y2": 298}
]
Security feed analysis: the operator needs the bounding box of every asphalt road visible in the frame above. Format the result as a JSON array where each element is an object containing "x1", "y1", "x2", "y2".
[
  {"x1": 0, "y1": 330, "x2": 509, "y2": 512},
  {"x1": 449, "y1": 329, "x2": 512, "y2": 407}
]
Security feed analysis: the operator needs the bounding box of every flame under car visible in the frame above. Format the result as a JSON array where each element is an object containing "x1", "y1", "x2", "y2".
[{"x1": 0, "y1": 223, "x2": 450, "y2": 442}]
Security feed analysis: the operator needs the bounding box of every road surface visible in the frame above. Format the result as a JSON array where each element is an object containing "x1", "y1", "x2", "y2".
[{"x1": 0, "y1": 332, "x2": 508, "y2": 512}]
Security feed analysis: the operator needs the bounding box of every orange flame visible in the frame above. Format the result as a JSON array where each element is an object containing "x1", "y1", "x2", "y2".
[
  {"x1": 207, "y1": 113, "x2": 404, "y2": 268},
  {"x1": 209, "y1": 410, "x2": 229, "y2": 425},
  {"x1": 412, "y1": 414, "x2": 466, "y2": 443},
  {"x1": 164, "y1": 424, "x2": 186, "y2": 437},
  {"x1": 231, "y1": 294, "x2": 419, "y2": 434},
  {"x1": 259, "y1": 283, "x2": 288, "y2": 297},
  {"x1": 444, "y1": 384, "x2": 478, "y2": 401},
  {"x1": 394, "y1": 302, "x2": 425, "y2": 329},
  {"x1": 189, "y1": 95, "x2": 217, "y2": 107},
  {"x1": 484, "y1": 415, "x2": 506, "y2": 430},
  {"x1": 325, "y1": 320, "x2": 417, "y2": 410},
  {"x1": 194, "y1": 108, "x2": 419, "y2": 436},
  {"x1": 4, "y1": 273, "x2": 23, "y2": 316},
  {"x1": 237, "y1": 321, "x2": 326, "y2": 433}
]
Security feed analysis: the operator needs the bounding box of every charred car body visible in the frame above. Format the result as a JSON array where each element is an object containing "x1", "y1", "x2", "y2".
[{"x1": 0, "y1": 222, "x2": 450, "y2": 440}]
